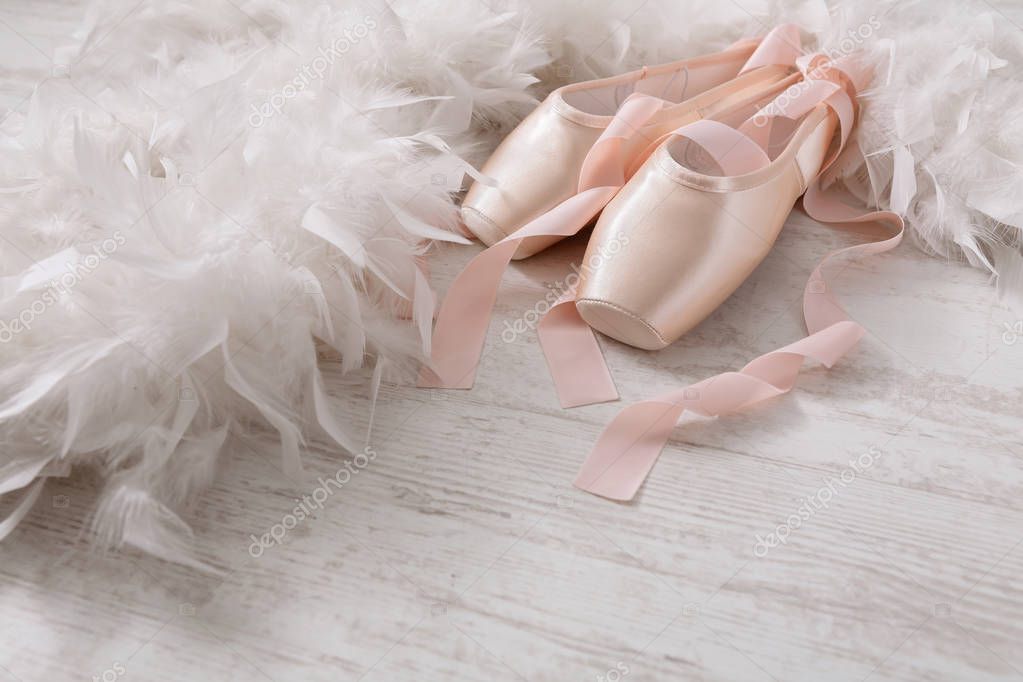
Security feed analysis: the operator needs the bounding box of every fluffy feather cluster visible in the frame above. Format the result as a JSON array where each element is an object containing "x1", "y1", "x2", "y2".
[{"x1": 1, "y1": 0, "x2": 1020, "y2": 566}]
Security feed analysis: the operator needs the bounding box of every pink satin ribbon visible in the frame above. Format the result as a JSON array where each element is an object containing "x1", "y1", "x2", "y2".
[{"x1": 738, "y1": 24, "x2": 802, "y2": 75}]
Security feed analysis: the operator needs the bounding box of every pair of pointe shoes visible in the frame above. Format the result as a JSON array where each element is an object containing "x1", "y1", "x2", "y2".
[
  {"x1": 459, "y1": 25, "x2": 852, "y2": 351},
  {"x1": 423, "y1": 25, "x2": 904, "y2": 500}
]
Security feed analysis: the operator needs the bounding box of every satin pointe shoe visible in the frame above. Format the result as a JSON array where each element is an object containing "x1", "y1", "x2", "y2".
[
  {"x1": 460, "y1": 25, "x2": 804, "y2": 260},
  {"x1": 554, "y1": 55, "x2": 905, "y2": 500},
  {"x1": 575, "y1": 58, "x2": 855, "y2": 350}
]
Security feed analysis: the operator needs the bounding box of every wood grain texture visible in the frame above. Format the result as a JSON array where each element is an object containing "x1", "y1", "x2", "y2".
[{"x1": 2, "y1": 2, "x2": 1022, "y2": 681}]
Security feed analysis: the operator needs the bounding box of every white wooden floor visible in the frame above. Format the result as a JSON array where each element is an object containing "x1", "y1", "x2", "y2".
[{"x1": 3, "y1": 3, "x2": 1023, "y2": 681}]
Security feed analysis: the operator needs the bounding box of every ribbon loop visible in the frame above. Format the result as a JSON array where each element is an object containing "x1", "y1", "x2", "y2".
[{"x1": 739, "y1": 24, "x2": 803, "y2": 75}]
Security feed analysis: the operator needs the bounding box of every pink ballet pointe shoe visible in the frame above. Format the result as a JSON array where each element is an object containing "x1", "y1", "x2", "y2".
[
  {"x1": 553, "y1": 54, "x2": 906, "y2": 501},
  {"x1": 576, "y1": 61, "x2": 851, "y2": 349},
  {"x1": 460, "y1": 27, "x2": 803, "y2": 260}
]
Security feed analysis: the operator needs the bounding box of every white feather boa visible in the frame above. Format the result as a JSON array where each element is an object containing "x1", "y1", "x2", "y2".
[{"x1": 1, "y1": 0, "x2": 1020, "y2": 566}]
